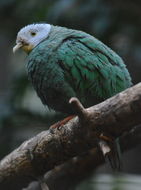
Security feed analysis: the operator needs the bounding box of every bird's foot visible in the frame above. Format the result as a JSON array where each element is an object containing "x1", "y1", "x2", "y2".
[
  {"x1": 99, "y1": 133, "x2": 114, "y2": 142},
  {"x1": 50, "y1": 115, "x2": 75, "y2": 130}
]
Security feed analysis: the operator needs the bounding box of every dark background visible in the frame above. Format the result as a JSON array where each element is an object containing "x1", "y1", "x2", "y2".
[{"x1": 0, "y1": 0, "x2": 141, "y2": 189}]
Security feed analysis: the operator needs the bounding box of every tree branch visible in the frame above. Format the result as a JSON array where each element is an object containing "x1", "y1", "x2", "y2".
[
  {"x1": 0, "y1": 83, "x2": 141, "y2": 189},
  {"x1": 24, "y1": 124, "x2": 141, "y2": 190}
]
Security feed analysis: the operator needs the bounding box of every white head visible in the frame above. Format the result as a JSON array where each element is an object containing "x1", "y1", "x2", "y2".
[{"x1": 13, "y1": 23, "x2": 51, "y2": 54}]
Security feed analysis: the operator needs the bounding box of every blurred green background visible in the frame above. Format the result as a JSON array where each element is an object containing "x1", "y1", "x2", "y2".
[{"x1": 0, "y1": 0, "x2": 141, "y2": 189}]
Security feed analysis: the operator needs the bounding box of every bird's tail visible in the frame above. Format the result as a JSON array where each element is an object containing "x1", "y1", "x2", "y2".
[{"x1": 99, "y1": 137, "x2": 122, "y2": 171}]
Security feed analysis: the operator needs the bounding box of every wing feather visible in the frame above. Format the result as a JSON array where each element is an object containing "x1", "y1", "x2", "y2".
[{"x1": 57, "y1": 35, "x2": 131, "y2": 103}]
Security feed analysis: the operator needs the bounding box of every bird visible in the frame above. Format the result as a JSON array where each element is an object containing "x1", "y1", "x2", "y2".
[
  {"x1": 13, "y1": 23, "x2": 132, "y2": 114},
  {"x1": 13, "y1": 23, "x2": 132, "y2": 169}
]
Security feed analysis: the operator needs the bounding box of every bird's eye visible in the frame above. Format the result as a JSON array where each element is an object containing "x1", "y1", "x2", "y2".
[{"x1": 31, "y1": 32, "x2": 36, "y2": 36}]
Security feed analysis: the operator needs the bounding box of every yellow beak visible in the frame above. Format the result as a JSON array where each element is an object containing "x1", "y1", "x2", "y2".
[
  {"x1": 13, "y1": 42, "x2": 33, "y2": 54},
  {"x1": 13, "y1": 43, "x2": 23, "y2": 53}
]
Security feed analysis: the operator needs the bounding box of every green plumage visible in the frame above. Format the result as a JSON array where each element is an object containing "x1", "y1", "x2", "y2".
[{"x1": 26, "y1": 25, "x2": 132, "y2": 114}]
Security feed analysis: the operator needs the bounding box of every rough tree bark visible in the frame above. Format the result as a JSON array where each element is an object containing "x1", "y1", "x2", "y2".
[
  {"x1": 0, "y1": 83, "x2": 141, "y2": 190},
  {"x1": 24, "y1": 124, "x2": 141, "y2": 190}
]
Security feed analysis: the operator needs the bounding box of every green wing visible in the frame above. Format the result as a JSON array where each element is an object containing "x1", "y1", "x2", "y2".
[{"x1": 57, "y1": 34, "x2": 132, "y2": 105}]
